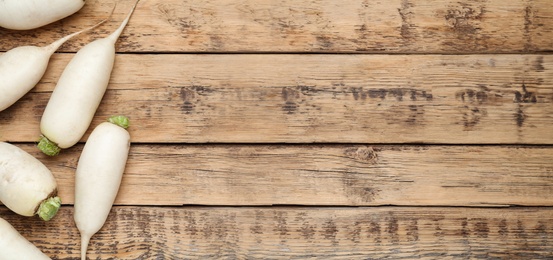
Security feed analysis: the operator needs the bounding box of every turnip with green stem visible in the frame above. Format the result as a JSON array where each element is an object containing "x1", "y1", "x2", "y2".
[
  {"x1": 0, "y1": 0, "x2": 85, "y2": 30},
  {"x1": 39, "y1": 0, "x2": 140, "y2": 156},
  {"x1": 0, "y1": 142, "x2": 60, "y2": 221},
  {"x1": 0, "y1": 13, "x2": 113, "y2": 113},
  {"x1": 74, "y1": 116, "x2": 130, "y2": 260},
  {"x1": 0, "y1": 217, "x2": 51, "y2": 259}
]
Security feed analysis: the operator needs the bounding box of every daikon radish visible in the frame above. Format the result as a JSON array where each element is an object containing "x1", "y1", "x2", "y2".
[
  {"x1": 74, "y1": 116, "x2": 130, "y2": 260},
  {"x1": 0, "y1": 217, "x2": 51, "y2": 259},
  {"x1": 38, "y1": 0, "x2": 140, "y2": 156},
  {"x1": 0, "y1": 0, "x2": 85, "y2": 30},
  {"x1": 0, "y1": 142, "x2": 60, "y2": 221},
  {"x1": 0, "y1": 13, "x2": 112, "y2": 113}
]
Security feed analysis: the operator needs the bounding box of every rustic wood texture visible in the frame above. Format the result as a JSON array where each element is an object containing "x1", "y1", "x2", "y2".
[
  {"x1": 1, "y1": 54, "x2": 552, "y2": 144},
  {"x1": 1, "y1": 0, "x2": 552, "y2": 258},
  {"x1": 0, "y1": 0, "x2": 552, "y2": 53},
  {"x1": 9, "y1": 144, "x2": 552, "y2": 207},
  {"x1": 2, "y1": 206, "x2": 553, "y2": 259}
]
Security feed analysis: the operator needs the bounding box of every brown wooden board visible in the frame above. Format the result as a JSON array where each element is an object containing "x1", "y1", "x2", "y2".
[
  {"x1": 4, "y1": 144, "x2": 551, "y2": 207},
  {"x1": 1, "y1": 54, "x2": 552, "y2": 144},
  {"x1": 1, "y1": 206, "x2": 552, "y2": 259},
  {"x1": 0, "y1": 0, "x2": 552, "y2": 53}
]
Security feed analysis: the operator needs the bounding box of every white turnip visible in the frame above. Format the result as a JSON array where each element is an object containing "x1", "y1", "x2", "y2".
[
  {"x1": 0, "y1": 217, "x2": 51, "y2": 259},
  {"x1": 39, "y1": 0, "x2": 140, "y2": 156},
  {"x1": 0, "y1": 0, "x2": 85, "y2": 30},
  {"x1": 74, "y1": 116, "x2": 130, "y2": 260},
  {"x1": 0, "y1": 142, "x2": 60, "y2": 221},
  {"x1": 0, "y1": 10, "x2": 114, "y2": 113}
]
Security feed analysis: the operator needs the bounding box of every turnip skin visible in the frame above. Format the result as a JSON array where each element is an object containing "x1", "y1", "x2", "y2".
[
  {"x1": 39, "y1": 0, "x2": 140, "y2": 156},
  {"x1": 0, "y1": 217, "x2": 51, "y2": 259},
  {"x1": 0, "y1": 0, "x2": 85, "y2": 30},
  {"x1": 0, "y1": 142, "x2": 61, "y2": 221},
  {"x1": 0, "y1": 46, "x2": 52, "y2": 112},
  {"x1": 39, "y1": 37, "x2": 116, "y2": 151},
  {"x1": 74, "y1": 116, "x2": 130, "y2": 260},
  {"x1": 0, "y1": 10, "x2": 114, "y2": 113}
]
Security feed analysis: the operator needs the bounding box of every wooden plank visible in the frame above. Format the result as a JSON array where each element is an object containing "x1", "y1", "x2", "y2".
[
  {"x1": 2, "y1": 206, "x2": 553, "y2": 259},
  {"x1": 1, "y1": 54, "x2": 552, "y2": 144},
  {"x1": 11, "y1": 144, "x2": 553, "y2": 207},
  {"x1": 0, "y1": 0, "x2": 552, "y2": 53}
]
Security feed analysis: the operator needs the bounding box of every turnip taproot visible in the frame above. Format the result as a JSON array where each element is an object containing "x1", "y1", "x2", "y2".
[
  {"x1": 0, "y1": 217, "x2": 51, "y2": 259},
  {"x1": 39, "y1": 0, "x2": 140, "y2": 156},
  {"x1": 0, "y1": 142, "x2": 60, "y2": 221},
  {"x1": 74, "y1": 116, "x2": 130, "y2": 260},
  {"x1": 0, "y1": 14, "x2": 112, "y2": 113},
  {"x1": 0, "y1": 0, "x2": 85, "y2": 30}
]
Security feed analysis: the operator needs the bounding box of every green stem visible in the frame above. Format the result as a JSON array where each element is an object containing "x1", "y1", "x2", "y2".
[
  {"x1": 37, "y1": 135, "x2": 61, "y2": 156},
  {"x1": 108, "y1": 115, "x2": 130, "y2": 129},
  {"x1": 37, "y1": 196, "x2": 61, "y2": 221}
]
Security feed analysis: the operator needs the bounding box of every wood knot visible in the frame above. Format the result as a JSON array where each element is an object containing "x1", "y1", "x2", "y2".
[{"x1": 344, "y1": 147, "x2": 378, "y2": 164}]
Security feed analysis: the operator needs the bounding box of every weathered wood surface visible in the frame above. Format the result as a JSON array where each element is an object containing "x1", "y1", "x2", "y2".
[
  {"x1": 6, "y1": 144, "x2": 551, "y2": 207},
  {"x1": 0, "y1": 0, "x2": 552, "y2": 53},
  {"x1": 1, "y1": 54, "x2": 552, "y2": 144},
  {"x1": 2, "y1": 206, "x2": 553, "y2": 259},
  {"x1": 1, "y1": 0, "x2": 552, "y2": 258}
]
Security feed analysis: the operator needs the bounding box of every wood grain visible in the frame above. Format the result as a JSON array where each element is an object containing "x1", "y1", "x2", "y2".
[
  {"x1": 1, "y1": 0, "x2": 552, "y2": 258},
  {"x1": 10, "y1": 144, "x2": 552, "y2": 207},
  {"x1": 2, "y1": 206, "x2": 553, "y2": 259},
  {"x1": 0, "y1": 0, "x2": 552, "y2": 53},
  {"x1": 1, "y1": 54, "x2": 552, "y2": 144}
]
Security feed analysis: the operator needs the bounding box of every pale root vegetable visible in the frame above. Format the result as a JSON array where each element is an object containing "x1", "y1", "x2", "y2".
[
  {"x1": 0, "y1": 142, "x2": 60, "y2": 221},
  {"x1": 0, "y1": 0, "x2": 85, "y2": 30},
  {"x1": 39, "y1": 0, "x2": 140, "y2": 156},
  {"x1": 0, "y1": 217, "x2": 51, "y2": 259},
  {"x1": 0, "y1": 14, "x2": 112, "y2": 113},
  {"x1": 74, "y1": 116, "x2": 130, "y2": 260}
]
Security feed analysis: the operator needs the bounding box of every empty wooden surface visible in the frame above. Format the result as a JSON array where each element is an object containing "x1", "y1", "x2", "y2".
[{"x1": 0, "y1": 0, "x2": 552, "y2": 259}]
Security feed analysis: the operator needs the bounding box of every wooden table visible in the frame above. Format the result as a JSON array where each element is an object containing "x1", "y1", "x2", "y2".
[{"x1": 1, "y1": 0, "x2": 553, "y2": 258}]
